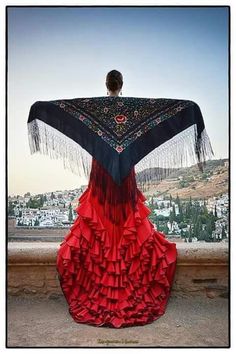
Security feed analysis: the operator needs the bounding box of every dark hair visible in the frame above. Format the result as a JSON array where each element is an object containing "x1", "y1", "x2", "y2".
[{"x1": 106, "y1": 70, "x2": 123, "y2": 92}]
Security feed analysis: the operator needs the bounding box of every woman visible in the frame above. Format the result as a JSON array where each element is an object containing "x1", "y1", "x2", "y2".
[{"x1": 56, "y1": 70, "x2": 178, "y2": 328}]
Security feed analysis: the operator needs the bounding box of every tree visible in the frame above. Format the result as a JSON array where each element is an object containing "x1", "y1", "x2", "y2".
[
  {"x1": 8, "y1": 201, "x2": 15, "y2": 216},
  {"x1": 214, "y1": 205, "x2": 218, "y2": 218},
  {"x1": 178, "y1": 203, "x2": 183, "y2": 222},
  {"x1": 189, "y1": 196, "x2": 192, "y2": 206},
  {"x1": 211, "y1": 215, "x2": 216, "y2": 231},
  {"x1": 206, "y1": 219, "x2": 213, "y2": 240},
  {"x1": 27, "y1": 197, "x2": 41, "y2": 209},
  {"x1": 169, "y1": 211, "x2": 175, "y2": 228},
  {"x1": 179, "y1": 222, "x2": 187, "y2": 229},
  {"x1": 188, "y1": 224, "x2": 193, "y2": 242},
  {"x1": 40, "y1": 194, "x2": 44, "y2": 207},
  {"x1": 185, "y1": 230, "x2": 189, "y2": 242},
  {"x1": 185, "y1": 201, "x2": 191, "y2": 219},
  {"x1": 222, "y1": 226, "x2": 227, "y2": 240},
  {"x1": 163, "y1": 223, "x2": 169, "y2": 235},
  {"x1": 68, "y1": 203, "x2": 73, "y2": 222},
  {"x1": 34, "y1": 219, "x2": 40, "y2": 226},
  {"x1": 175, "y1": 194, "x2": 180, "y2": 206},
  {"x1": 193, "y1": 216, "x2": 202, "y2": 239},
  {"x1": 172, "y1": 204, "x2": 176, "y2": 218},
  {"x1": 198, "y1": 228, "x2": 208, "y2": 241}
]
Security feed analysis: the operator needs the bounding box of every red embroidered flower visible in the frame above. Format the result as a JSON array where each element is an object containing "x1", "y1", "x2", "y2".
[
  {"x1": 79, "y1": 115, "x2": 85, "y2": 121},
  {"x1": 114, "y1": 115, "x2": 127, "y2": 124},
  {"x1": 116, "y1": 145, "x2": 124, "y2": 153}
]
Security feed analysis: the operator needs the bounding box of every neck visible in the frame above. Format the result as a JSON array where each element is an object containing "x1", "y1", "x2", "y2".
[{"x1": 108, "y1": 90, "x2": 120, "y2": 97}]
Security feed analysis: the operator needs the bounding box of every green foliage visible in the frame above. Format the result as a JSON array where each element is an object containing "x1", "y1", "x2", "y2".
[
  {"x1": 201, "y1": 172, "x2": 208, "y2": 180},
  {"x1": 68, "y1": 203, "x2": 73, "y2": 222},
  {"x1": 163, "y1": 223, "x2": 169, "y2": 234},
  {"x1": 179, "y1": 180, "x2": 189, "y2": 188},
  {"x1": 26, "y1": 197, "x2": 42, "y2": 209},
  {"x1": 147, "y1": 191, "x2": 219, "y2": 242},
  {"x1": 186, "y1": 175, "x2": 195, "y2": 182},
  {"x1": 156, "y1": 215, "x2": 167, "y2": 221},
  {"x1": 8, "y1": 201, "x2": 15, "y2": 216},
  {"x1": 222, "y1": 226, "x2": 227, "y2": 239}
]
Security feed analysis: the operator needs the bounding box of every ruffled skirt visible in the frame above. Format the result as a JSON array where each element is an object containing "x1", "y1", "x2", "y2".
[{"x1": 56, "y1": 159, "x2": 177, "y2": 328}]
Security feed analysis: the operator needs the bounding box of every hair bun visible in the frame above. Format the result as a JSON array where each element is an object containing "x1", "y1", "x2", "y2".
[{"x1": 106, "y1": 70, "x2": 123, "y2": 92}]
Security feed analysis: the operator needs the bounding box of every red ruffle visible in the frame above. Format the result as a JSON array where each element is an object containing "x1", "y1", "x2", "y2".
[{"x1": 56, "y1": 184, "x2": 177, "y2": 328}]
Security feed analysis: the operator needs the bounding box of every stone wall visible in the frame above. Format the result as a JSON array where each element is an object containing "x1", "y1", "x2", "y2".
[{"x1": 7, "y1": 242, "x2": 229, "y2": 299}]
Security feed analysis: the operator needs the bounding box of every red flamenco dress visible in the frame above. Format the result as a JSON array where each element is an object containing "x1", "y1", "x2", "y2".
[{"x1": 56, "y1": 157, "x2": 178, "y2": 328}]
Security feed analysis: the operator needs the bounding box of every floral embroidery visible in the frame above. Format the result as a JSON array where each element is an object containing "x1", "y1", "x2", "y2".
[
  {"x1": 116, "y1": 145, "x2": 123, "y2": 153},
  {"x1": 52, "y1": 96, "x2": 194, "y2": 153},
  {"x1": 175, "y1": 105, "x2": 184, "y2": 112},
  {"x1": 114, "y1": 115, "x2": 127, "y2": 124},
  {"x1": 136, "y1": 130, "x2": 142, "y2": 137}
]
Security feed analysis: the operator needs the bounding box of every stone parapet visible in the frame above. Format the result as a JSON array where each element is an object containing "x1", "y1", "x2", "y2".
[{"x1": 7, "y1": 242, "x2": 229, "y2": 299}]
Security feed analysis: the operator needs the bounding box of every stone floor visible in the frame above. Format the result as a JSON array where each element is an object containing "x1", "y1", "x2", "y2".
[{"x1": 7, "y1": 294, "x2": 229, "y2": 348}]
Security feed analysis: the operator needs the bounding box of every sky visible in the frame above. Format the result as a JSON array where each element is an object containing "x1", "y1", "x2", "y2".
[{"x1": 7, "y1": 6, "x2": 229, "y2": 196}]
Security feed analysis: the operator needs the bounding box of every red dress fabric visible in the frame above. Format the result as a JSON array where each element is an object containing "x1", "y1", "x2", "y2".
[{"x1": 56, "y1": 158, "x2": 178, "y2": 328}]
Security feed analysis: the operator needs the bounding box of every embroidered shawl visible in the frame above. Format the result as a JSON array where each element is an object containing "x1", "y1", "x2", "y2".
[{"x1": 27, "y1": 96, "x2": 214, "y2": 186}]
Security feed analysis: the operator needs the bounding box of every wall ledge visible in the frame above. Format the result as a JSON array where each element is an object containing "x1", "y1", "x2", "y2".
[
  {"x1": 8, "y1": 241, "x2": 228, "y2": 265},
  {"x1": 7, "y1": 241, "x2": 229, "y2": 298}
]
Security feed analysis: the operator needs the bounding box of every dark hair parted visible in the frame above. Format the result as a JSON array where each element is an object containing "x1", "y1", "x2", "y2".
[{"x1": 106, "y1": 70, "x2": 123, "y2": 92}]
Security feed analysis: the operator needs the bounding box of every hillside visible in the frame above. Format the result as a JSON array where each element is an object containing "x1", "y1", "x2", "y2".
[{"x1": 136, "y1": 159, "x2": 228, "y2": 199}]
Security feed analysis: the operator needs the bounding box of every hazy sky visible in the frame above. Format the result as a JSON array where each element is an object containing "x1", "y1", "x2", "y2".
[{"x1": 7, "y1": 6, "x2": 229, "y2": 196}]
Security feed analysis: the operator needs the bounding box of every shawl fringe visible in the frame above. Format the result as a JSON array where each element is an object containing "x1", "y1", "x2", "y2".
[
  {"x1": 27, "y1": 118, "x2": 92, "y2": 180},
  {"x1": 27, "y1": 118, "x2": 214, "y2": 188},
  {"x1": 135, "y1": 123, "x2": 215, "y2": 190}
]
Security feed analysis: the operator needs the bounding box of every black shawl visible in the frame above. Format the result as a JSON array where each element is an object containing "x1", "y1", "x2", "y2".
[{"x1": 27, "y1": 96, "x2": 214, "y2": 186}]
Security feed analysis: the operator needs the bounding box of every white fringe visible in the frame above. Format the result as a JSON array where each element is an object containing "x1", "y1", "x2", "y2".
[
  {"x1": 135, "y1": 123, "x2": 214, "y2": 184},
  {"x1": 27, "y1": 118, "x2": 92, "y2": 180},
  {"x1": 27, "y1": 118, "x2": 214, "y2": 185}
]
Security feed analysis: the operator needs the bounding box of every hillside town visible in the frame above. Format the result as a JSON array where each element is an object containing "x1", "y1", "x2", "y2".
[
  {"x1": 146, "y1": 192, "x2": 228, "y2": 242},
  {"x1": 8, "y1": 183, "x2": 229, "y2": 243}
]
